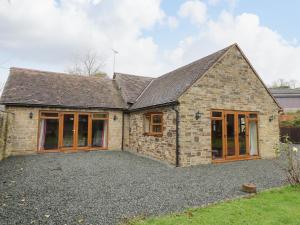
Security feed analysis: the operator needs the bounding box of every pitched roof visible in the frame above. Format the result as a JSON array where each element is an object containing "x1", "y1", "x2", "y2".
[
  {"x1": 276, "y1": 97, "x2": 300, "y2": 109},
  {"x1": 269, "y1": 88, "x2": 300, "y2": 110},
  {"x1": 0, "y1": 68, "x2": 126, "y2": 109},
  {"x1": 269, "y1": 88, "x2": 300, "y2": 96},
  {"x1": 130, "y1": 45, "x2": 232, "y2": 109},
  {"x1": 113, "y1": 73, "x2": 153, "y2": 104}
]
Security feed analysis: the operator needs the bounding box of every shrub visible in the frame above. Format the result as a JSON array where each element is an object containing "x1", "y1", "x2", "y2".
[{"x1": 276, "y1": 136, "x2": 300, "y2": 185}]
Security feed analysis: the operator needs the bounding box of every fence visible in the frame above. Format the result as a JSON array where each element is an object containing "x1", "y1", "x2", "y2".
[{"x1": 280, "y1": 127, "x2": 300, "y2": 144}]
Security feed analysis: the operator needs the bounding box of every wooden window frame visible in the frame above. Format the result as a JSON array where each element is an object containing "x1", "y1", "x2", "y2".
[
  {"x1": 37, "y1": 111, "x2": 109, "y2": 153},
  {"x1": 211, "y1": 109, "x2": 260, "y2": 163},
  {"x1": 143, "y1": 112, "x2": 163, "y2": 137}
]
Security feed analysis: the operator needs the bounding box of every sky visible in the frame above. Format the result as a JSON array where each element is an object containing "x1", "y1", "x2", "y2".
[{"x1": 0, "y1": 0, "x2": 300, "y2": 88}]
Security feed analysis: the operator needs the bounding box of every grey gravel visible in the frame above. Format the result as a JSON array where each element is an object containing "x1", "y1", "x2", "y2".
[{"x1": 0, "y1": 151, "x2": 286, "y2": 225}]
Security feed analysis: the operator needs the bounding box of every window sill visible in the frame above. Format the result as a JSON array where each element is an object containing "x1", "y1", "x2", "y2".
[{"x1": 143, "y1": 133, "x2": 163, "y2": 137}]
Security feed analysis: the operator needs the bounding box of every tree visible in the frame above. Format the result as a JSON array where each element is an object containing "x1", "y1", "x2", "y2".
[
  {"x1": 271, "y1": 79, "x2": 291, "y2": 88},
  {"x1": 270, "y1": 79, "x2": 300, "y2": 89},
  {"x1": 66, "y1": 50, "x2": 107, "y2": 77}
]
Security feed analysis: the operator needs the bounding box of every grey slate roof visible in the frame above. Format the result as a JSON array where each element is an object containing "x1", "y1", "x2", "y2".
[
  {"x1": 0, "y1": 68, "x2": 126, "y2": 109},
  {"x1": 114, "y1": 73, "x2": 153, "y2": 104},
  {"x1": 1, "y1": 44, "x2": 280, "y2": 111},
  {"x1": 130, "y1": 45, "x2": 231, "y2": 109},
  {"x1": 269, "y1": 88, "x2": 300, "y2": 96},
  {"x1": 269, "y1": 88, "x2": 300, "y2": 110}
]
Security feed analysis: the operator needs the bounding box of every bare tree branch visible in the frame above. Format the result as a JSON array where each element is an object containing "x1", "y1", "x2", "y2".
[{"x1": 66, "y1": 50, "x2": 107, "y2": 77}]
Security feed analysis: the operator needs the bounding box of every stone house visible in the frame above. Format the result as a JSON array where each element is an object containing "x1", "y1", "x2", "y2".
[{"x1": 0, "y1": 44, "x2": 281, "y2": 166}]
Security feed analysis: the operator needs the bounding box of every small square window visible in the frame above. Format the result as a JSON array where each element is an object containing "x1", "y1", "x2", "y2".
[
  {"x1": 152, "y1": 115, "x2": 162, "y2": 123},
  {"x1": 41, "y1": 112, "x2": 59, "y2": 118},
  {"x1": 212, "y1": 111, "x2": 222, "y2": 117},
  {"x1": 143, "y1": 113, "x2": 163, "y2": 136},
  {"x1": 92, "y1": 113, "x2": 108, "y2": 119},
  {"x1": 249, "y1": 113, "x2": 257, "y2": 118}
]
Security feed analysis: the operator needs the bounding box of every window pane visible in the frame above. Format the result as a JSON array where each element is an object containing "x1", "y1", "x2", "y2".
[
  {"x1": 152, "y1": 125, "x2": 162, "y2": 133},
  {"x1": 212, "y1": 120, "x2": 223, "y2": 159},
  {"x1": 212, "y1": 111, "x2": 222, "y2": 117},
  {"x1": 238, "y1": 114, "x2": 246, "y2": 155},
  {"x1": 92, "y1": 120, "x2": 107, "y2": 147},
  {"x1": 93, "y1": 113, "x2": 108, "y2": 119},
  {"x1": 41, "y1": 112, "x2": 59, "y2": 118},
  {"x1": 39, "y1": 119, "x2": 59, "y2": 150},
  {"x1": 152, "y1": 114, "x2": 162, "y2": 124},
  {"x1": 249, "y1": 113, "x2": 257, "y2": 118},
  {"x1": 63, "y1": 114, "x2": 74, "y2": 147},
  {"x1": 226, "y1": 114, "x2": 235, "y2": 156},
  {"x1": 144, "y1": 115, "x2": 150, "y2": 133},
  {"x1": 249, "y1": 121, "x2": 258, "y2": 155},
  {"x1": 78, "y1": 115, "x2": 88, "y2": 147}
]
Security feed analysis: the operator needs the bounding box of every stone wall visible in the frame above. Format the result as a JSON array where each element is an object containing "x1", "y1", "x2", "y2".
[
  {"x1": 5, "y1": 106, "x2": 123, "y2": 156},
  {"x1": 128, "y1": 107, "x2": 177, "y2": 165},
  {"x1": 123, "y1": 112, "x2": 130, "y2": 150},
  {"x1": 0, "y1": 112, "x2": 8, "y2": 160},
  {"x1": 178, "y1": 45, "x2": 280, "y2": 166}
]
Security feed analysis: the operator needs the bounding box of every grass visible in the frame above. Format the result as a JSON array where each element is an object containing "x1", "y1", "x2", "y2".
[{"x1": 126, "y1": 186, "x2": 300, "y2": 225}]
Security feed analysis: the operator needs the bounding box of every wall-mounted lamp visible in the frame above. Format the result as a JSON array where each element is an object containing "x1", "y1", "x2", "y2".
[
  {"x1": 269, "y1": 115, "x2": 275, "y2": 122},
  {"x1": 113, "y1": 115, "x2": 118, "y2": 121},
  {"x1": 195, "y1": 111, "x2": 203, "y2": 120},
  {"x1": 29, "y1": 112, "x2": 33, "y2": 119}
]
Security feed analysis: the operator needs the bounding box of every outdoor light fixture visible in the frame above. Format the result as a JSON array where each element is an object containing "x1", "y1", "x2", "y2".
[
  {"x1": 113, "y1": 115, "x2": 118, "y2": 121},
  {"x1": 29, "y1": 112, "x2": 33, "y2": 119},
  {"x1": 269, "y1": 115, "x2": 275, "y2": 122},
  {"x1": 195, "y1": 111, "x2": 203, "y2": 120}
]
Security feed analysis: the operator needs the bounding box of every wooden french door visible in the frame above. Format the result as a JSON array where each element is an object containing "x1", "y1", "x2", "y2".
[
  {"x1": 39, "y1": 111, "x2": 108, "y2": 152},
  {"x1": 212, "y1": 110, "x2": 259, "y2": 161}
]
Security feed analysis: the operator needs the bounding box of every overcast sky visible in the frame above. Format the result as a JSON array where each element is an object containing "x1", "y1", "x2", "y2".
[{"x1": 1, "y1": 0, "x2": 300, "y2": 87}]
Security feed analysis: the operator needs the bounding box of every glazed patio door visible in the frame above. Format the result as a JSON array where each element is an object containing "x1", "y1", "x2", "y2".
[
  {"x1": 39, "y1": 111, "x2": 108, "y2": 152},
  {"x1": 212, "y1": 110, "x2": 258, "y2": 161}
]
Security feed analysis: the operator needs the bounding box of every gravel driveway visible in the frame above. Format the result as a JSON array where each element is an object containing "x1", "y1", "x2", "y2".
[{"x1": 0, "y1": 151, "x2": 286, "y2": 225}]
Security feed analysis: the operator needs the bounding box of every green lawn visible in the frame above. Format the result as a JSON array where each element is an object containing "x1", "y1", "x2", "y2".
[{"x1": 127, "y1": 186, "x2": 300, "y2": 225}]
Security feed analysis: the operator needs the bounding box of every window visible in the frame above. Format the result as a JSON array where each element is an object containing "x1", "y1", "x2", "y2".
[
  {"x1": 144, "y1": 113, "x2": 163, "y2": 136},
  {"x1": 92, "y1": 113, "x2": 108, "y2": 119},
  {"x1": 212, "y1": 111, "x2": 222, "y2": 118},
  {"x1": 91, "y1": 113, "x2": 108, "y2": 148},
  {"x1": 39, "y1": 112, "x2": 59, "y2": 150},
  {"x1": 39, "y1": 111, "x2": 109, "y2": 151}
]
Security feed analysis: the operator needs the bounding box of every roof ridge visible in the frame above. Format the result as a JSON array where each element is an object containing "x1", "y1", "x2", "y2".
[
  {"x1": 114, "y1": 72, "x2": 154, "y2": 79},
  {"x1": 10, "y1": 67, "x2": 111, "y2": 80},
  {"x1": 134, "y1": 79, "x2": 155, "y2": 103},
  {"x1": 130, "y1": 43, "x2": 235, "y2": 110},
  {"x1": 155, "y1": 44, "x2": 235, "y2": 81}
]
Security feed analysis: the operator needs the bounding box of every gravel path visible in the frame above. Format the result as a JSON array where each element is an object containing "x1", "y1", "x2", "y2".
[{"x1": 0, "y1": 151, "x2": 286, "y2": 225}]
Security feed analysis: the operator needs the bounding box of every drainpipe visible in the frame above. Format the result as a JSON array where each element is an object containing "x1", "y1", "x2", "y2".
[{"x1": 172, "y1": 105, "x2": 180, "y2": 167}]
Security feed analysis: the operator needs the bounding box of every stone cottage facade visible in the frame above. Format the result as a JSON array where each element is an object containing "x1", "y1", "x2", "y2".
[{"x1": 0, "y1": 44, "x2": 281, "y2": 166}]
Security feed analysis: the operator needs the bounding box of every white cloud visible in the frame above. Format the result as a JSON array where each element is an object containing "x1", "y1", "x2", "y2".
[
  {"x1": 0, "y1": 0, "x2": 166, "y2": 81},
  {"x1": 166, "y1": 11, "x2": 300, "y2": 85},
  {"x1": 0, "y1": 0, "x2": 299, "y2": 87},
  {"x1": 178, "y1": 0, "x2": 207, "y2": 24},
  {"x1": 166, "y1": 16, "x2": 179, "y2": 29}
]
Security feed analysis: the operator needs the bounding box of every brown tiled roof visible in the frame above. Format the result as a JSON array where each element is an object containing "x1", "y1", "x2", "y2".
[
  {"x1": 114, "y1": 73, "x2": 153, "y2": 104},
  {"x1": 0, "y1": 68, "x2": 126, "y2": 109},
  {"x1": 130, "y1": 45, "x2": 232, "y2": 109}
]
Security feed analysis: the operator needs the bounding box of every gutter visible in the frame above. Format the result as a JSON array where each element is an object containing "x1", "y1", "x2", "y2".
[{"x1": 172, "y1": 105, "x2": 180, "y2": 167}]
